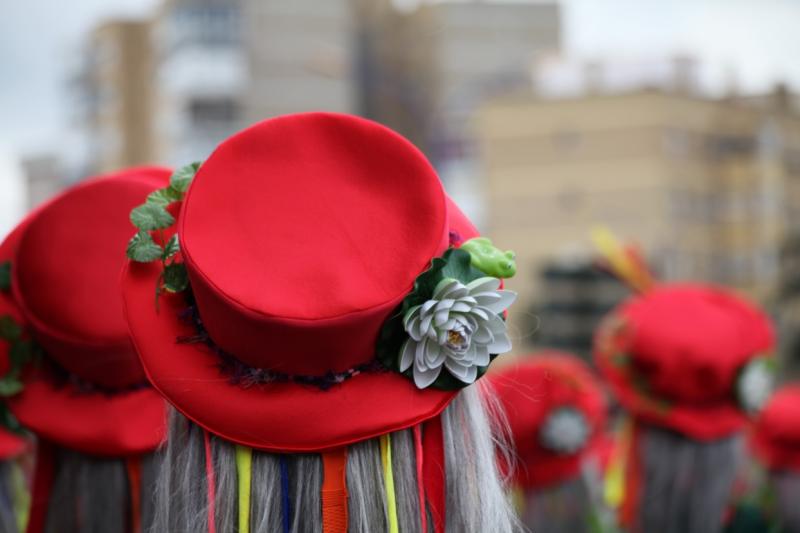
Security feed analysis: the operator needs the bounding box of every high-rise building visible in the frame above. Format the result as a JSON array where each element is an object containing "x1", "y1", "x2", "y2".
[
  {"x1": 73, "y1": 20, "x2": 156, "y2": 173},
  {"x1": 152, "y1": 0, "x2": 246, "y2": 166},
  {"x1": 475, "y1": 84, "x2": 800, "y2": 347},
  {"x1": 242, "y1": 0, "x2": 356, "y2": 122}
]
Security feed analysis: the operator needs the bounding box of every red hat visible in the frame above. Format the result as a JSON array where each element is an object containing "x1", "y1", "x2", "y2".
[
  {"x1": 0, "y1": 168, "x2": 170, "y2": 456},
  {"x1": 750, "y1": 385, "x2": 800, "y2": 472},
  {"x1": 594, "y1": 284, "x2": 775, "y2": 441},
  {"x1": 122, "y1": 113, "x2": 518, "y2": 452},
  {"x1": 487, "y1": 352, "x2": 608, "y2": 489}
]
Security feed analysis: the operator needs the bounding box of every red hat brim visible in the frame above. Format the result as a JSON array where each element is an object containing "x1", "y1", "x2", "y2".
[
  {"x1": 0, "y1": 186, "x2": 166, "y2": 458},
  {"x1": 122, "y1": 196, "x2": 478, "y2": 452},
  {"x1": 596, "y1": 343, "x2": 746, "y2": 441}
]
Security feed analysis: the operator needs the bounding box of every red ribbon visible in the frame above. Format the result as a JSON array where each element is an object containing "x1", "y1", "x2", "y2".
[
  {"x1": 620, "y1": 420, "x2": 643, "y2": 532},
  {"x1": 413, "y1": 425, "x2": 427, "y2": 533},
  {"x1": 422, "y1": 417, "x2": 446, "y2": 533},
  {"x1": 26, "y1": 440, "x2": 55, "y2": 533},
  {"x1": 125, "y1": 456, "x2": 142, "y2": 533},
  {"x1": 203, "y1": 430, "x2": 217, "y2": 533}
]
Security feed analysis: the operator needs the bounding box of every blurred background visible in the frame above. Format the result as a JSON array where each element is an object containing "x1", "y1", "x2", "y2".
[{"x1": 2, "y1": 0, "x2": 800, "y2": 372}]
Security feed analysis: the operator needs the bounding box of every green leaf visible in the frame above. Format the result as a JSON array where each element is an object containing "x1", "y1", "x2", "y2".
[
  {"x1": 0, "y1": 376, "x2": 23, "y2": 397},
  {"x1": 162, "y1": 234, "x2": 180, "y2": 260},
  {"x1": 0, "y1": 261, "x2": 10, "y2": 291},
  {"x1": 163, "y1": 263, "x2": 189, "y2": 293},
  {"x1": 9, "y1": 339, "x2": 32, "y2": 367},
  {"x1": 126, "y1": 231, "x2": 164, "y2": 262},
  {"x1": 170, "y1": 162, "x2": 201, "y2": 193},
  {"x1": 0, "y1": 316, "x2": 21, "y2": 341},
  {"x1": 146, "y1": 186, "x2": 183, "y2": 207},
  {"x1": 130, "y1": 203, "x2": 175, "y2": 231}
]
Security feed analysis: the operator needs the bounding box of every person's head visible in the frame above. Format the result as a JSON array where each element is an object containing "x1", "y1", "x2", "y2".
[
  {"x1": 122, "y1": 113, "x2": 522, "y2": 532},
  {"x1": 751, "y1": 384, "x2": 800, "y2": 533},
  {"x1": 487, "y1": 352, "x2": 609, "y2": 533},
  {"x1": 0, "y1": 169, "x2": 170, "y2": 532},
  {"x1": 594, "y1": 284, "x2": 775, "y2": 533}
]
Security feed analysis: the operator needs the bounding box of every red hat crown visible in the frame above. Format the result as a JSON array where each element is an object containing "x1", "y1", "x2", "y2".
[
  {"x1": 12, "y1": 170, "x2": 170, "y2": 389},
  {"x1": 179, "y1": 114, "x2": 449, "y2": 375},
  {"x1": 751, "y1": 385, "x2": 800, "y2": 472}
]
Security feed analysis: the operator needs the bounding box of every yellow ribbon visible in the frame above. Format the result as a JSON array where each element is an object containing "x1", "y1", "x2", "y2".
[
  {"x1": 380, "y1": 434, "x2": 399, "y2": 533},
  {"x1": 236, "y1": 445, "x2": 253, "y2": 533},
  {"x1": 604, "y1": 418, "x2": 633, "y2": 508}
]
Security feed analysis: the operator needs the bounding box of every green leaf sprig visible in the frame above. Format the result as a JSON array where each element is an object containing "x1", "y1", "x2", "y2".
[
  {"x1": 126, "y1": 162, "x2": 200, "y2": 306},
  {"x1": 0, "y1": 263, "x2": 39, "y2": 401}
]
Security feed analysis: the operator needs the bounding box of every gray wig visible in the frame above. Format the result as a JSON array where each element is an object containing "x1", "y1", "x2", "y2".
[
  {"x1": 772, "y1": 471, "x2": 800, "y2": 533},
  {"x1": 151, "y1": 384, "x2": 521, "y2": 532},
  {"x1": 636, "y1": 425, "x2": 742, "y2": 533},
  {"x1": 0, "y1": 461, "x2": 23, "y2": 533},
  {"x1": 42, "y1": 448, "x2": 159, "y2": 533}
]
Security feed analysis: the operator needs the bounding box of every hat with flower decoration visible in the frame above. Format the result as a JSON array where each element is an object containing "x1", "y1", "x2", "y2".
[
  {"x1": 591, "y1": 228, "x2": 775, "y2": 440},
  {"x1": 487, "y1": 352, "x2": 608, "y2": 489},
  {"x1": 121, "y1": 112, "x2": 518, "y2": 533},
  {"x1": 750, "y1": 385, "x2": 800, "y2": 473}
]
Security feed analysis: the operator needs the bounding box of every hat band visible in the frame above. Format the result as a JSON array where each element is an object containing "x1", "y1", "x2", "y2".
[{"x1": 177, "y1": 301, "x2": 386, "y2": 391}]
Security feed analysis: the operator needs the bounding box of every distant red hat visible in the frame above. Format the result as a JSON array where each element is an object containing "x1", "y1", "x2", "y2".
[
  {"x1": 487, "y1": 353, "x2": 608, "y2": 489},
  {"x1": 0, "y1": 168, "x2": 170, "y2": 456},
  {"x1": 122, "y1": 113, "x2": 519, "y2": 452},
  {"x1": 751, "y1": 385, "x2": 800, "y2": 472},
  {"x1": 594, "y1": 284, "x2": 775, "y2": 441}
]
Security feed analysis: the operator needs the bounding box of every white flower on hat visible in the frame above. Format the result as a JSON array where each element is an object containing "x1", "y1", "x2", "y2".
[
  {"x1": 737, "y1": 357, "x2": 775, "y2": 414},
  {"x1": 399, "y1": 277, "x2": 516, "y2": 389},
  {"x1": 539, "y1": 406, "x2": 590, "y2": 455}
]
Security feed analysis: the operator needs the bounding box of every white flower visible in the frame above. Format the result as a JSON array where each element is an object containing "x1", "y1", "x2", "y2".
[
  {"x1": 399, "y1": 277, "x2": 516, "y2": 389},
  {"x1": 539, "y1": 406, "x2": 590, "y2": 455},
  {"x1": 737, "y1": 357, "x2": 774, "y2": 414}
]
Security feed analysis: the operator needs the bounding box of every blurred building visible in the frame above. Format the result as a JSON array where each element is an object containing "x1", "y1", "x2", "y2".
[
  {"x1": 476, "y1": 83, "x2": 800, "y2": 345},
  {"x1": 20, "y1": 154, "x2": 64, "y2": 210},
  {"x1": 243, "y1": 0, "x2": 356, "y2": 121},
  {"x1": 73, "y1": 20, "x2": 156, "y2": 173},
  {"x1": 532, "y1": 258, "x2": 629, "y2": 360},
  {"x1": 152, "y1": 0, "x2": 246, "y2": 166}
]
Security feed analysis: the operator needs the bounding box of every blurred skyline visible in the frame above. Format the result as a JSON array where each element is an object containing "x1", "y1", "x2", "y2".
[{"x1": 1, "y1": 0, "x2": 799, "y2": 157}]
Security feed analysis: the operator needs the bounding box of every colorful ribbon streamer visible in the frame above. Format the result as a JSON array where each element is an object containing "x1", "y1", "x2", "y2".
[
  {"x1": 279, "y1": 456, "x2": 291, "y2": 533},
  {"x1": 235, "y1": 445, "x2": 253, "y2": 533},
  {"x1": 203, "y1": 430, "x2": 217, "y2": 533},
  {"x1": 412, "y1": 425, "x2": 427, "y2": 533},
  {"x1": 125, "y1": 456, "x2": 142, "y2": 533},
  {"x1": 321, "y1": 449, "x2": 348, "y2": 533},
  {"x1": 380, "y1": 435, "x2": 399, "y2": 533},
  {"x1": 422, "y1": 417, "x2": 446, "y2": 533}
]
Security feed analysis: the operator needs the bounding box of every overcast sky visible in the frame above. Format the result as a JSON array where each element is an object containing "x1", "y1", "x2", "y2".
[{"x1": 1, "y1": 0, "x2": 799, "y2": 233}]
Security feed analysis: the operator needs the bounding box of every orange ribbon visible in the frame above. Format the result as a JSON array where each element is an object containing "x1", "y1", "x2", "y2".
[{"x1": 321, "y1": 448, "x2": 348, "y2": 533}]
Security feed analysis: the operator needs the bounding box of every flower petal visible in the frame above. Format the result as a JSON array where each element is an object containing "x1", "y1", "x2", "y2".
[
  {"x1": 406, "y1": 316, "x2": 424, "y2": 341},
  {"x1": 466, "y1": 277, "x2": 501, "y2": 295},
  {"x1": 434, "y1": 299, "x2": 455, "y2": 312},
  {"x1": 399, "y1": 339, "x2": 416, "y2": 371},
  {"x1": 469, "y1": 307, "x2": 490, "y2": 321},
  {"x1": 403, "y1": 305, "x2": 421, "y2": 330},
  {"x1": 433, "y1": 278, "x2": 462, "y2": 300},
  {"x1": 472, "y1": 324, "x2": 494, "y2": 344},
  {"x1": 415, "y1": 338, "x2": 430, "y2": 370},
  {"x1": 474, "y1": 344, "x2": 490, "y2": 366},
  {"x1": 421, "y1": 299, "x2": 438, "y2": 316},
  {"x1": 434, "y1": 308, "x2": 451, "y2": 327},
  {"x1": 484, "y1": 321, "x2": 512, "y2": 353},
  {"x1": 451, "y1": 301, "x2": 473, "y2": 313},
  {"x1": 445, "y1": 358, "x2": 479, "y2": 384},
  {"x1": 425, "y1": 341, "x2": 444, "y2": 366},
  {"x1": 420, "y1": 312, "x2": 434, "y2": 335},
  {"x1": 413, "y1": 364, "x2": 442, "y2": 389},
  {"x1": 479, "y1": 290, "x2": 517, "y2": 314}
]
